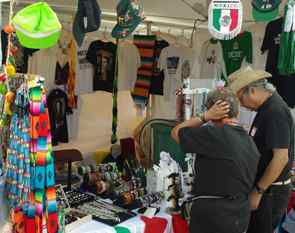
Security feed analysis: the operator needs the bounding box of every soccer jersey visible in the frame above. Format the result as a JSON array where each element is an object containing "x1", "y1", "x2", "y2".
[{"x1": 220, "y1": 31, "x2": 253, "y2": 78}]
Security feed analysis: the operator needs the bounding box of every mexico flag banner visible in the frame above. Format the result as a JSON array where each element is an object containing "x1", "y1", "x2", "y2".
[{"x1": 208, "y1": 0, "x2": 243, "y2": 40}]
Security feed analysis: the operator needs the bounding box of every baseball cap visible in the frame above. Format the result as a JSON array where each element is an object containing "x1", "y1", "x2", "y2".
[
  {"x1": 112, "y1": 0, "x2": 144, "y2": 39},
  {"x1": 252, "y1": 0, "x2": 281, "y2": 22}
]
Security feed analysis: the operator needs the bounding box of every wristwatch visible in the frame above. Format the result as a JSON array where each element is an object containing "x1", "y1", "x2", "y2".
[{"x1": 254, "y1": 184, "x2": 265, "y2": 194}]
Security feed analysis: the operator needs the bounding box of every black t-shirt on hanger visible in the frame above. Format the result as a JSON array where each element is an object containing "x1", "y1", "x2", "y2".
[
  {"x1": 1, "y1": 30, "x2": 38, "y2": 73},
  {"x1": 86, "y1": 40, "x2": 117, "y2": 92},
  {"x1": 261, "y1": 17, "x2": 295, "y2": 108}
]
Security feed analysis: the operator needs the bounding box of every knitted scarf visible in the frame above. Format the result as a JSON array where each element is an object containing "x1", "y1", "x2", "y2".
[{"x1": 132, "y1": 35, "x2": 156, "y2": 107}]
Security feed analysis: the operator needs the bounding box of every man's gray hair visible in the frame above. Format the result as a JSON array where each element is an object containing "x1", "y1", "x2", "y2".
[
  {"x1": 243, "y1": 79, "x2": 276, "y2": 95},
  {"x1": 206, "y1": 88, "x2": 239, "y2": 118}
]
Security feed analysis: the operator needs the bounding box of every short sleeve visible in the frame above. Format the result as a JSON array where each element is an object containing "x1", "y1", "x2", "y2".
[
  {"x1": 246, "y1": 32, "x2": 253, "y2": 64},
  {"x1": 158, "y1": 48, "x2": 167, "y2": 70},
  {"x1": 264, "y1": 111, "x2": 291, "y2": 150},
  {"x1": 86, "y1": 41, "x2": 98, "y2": 65},
  {"x1": 178, "y1": 126, "x2": 224, "y2": 156},
  {"x1": 261, "y1": 22, "x2": 272, "y2": 54}
]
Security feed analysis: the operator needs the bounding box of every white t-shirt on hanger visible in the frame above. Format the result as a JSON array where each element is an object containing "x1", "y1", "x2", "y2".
[
  {"x1": 28, "y1": 46, "x2": 58, "y2": 91},
  {"x1": 158, "y1": 45, "x2": 197, "y2": 101},
  {"x1": 76, "y1": 37, "x2": 94, "y2": 95},
  {"x1": 117, "y1": 41, "x2": 141, "y2": 91},
  {"x1": 152, "y1": 45, "x2": 197, "y2": 120},
  {"x1": 198, "y1": 39, "x2": 226, "y2": 80}
]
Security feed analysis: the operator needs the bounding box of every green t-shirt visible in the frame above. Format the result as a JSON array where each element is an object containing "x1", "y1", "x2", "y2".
[{"x1": 220, "y1": 31, "x2": 253, "y2": 78}]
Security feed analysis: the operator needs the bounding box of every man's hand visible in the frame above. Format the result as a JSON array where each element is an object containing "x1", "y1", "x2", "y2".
[
  {"x1": 249, "y1": 190, "x2": 263, "y2": 210},
  {"x1": 204, "y1": 100, "x2": 230, "y2": 121}
]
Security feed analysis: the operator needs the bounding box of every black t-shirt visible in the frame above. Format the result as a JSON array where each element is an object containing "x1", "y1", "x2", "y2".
[
  {"x1": 250, "y1": 92, "x2": 294, "y2": 183},
  {"x1": 179, "y1": 125, "x2": 260, "y2": 197},
  {"x1": 47, "y1": 89, "x2": 70, "y2": 146},
  {"x1": 86, "y1": 40, "x2": 117, "y2": 92},
  {"x1": 261, "y1": 18, "x2": 295, "y2": 108},
  {"x1": 1, "y1": 30, "x2": 38, "y2": 73}
]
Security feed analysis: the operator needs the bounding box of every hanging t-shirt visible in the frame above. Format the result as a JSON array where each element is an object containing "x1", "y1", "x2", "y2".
[
  {"x1": 28, "y1": 46, "x2": 58, "y2": 91},
  {"x1": 47, "y1": 88, "x2": 70, "y2": 146},
  {"x1": 220, "y1": 31, "x2": 253, "y2": 77},
  {"x1": 86, "y1": 40, "x2": 117, "y2": 92},
  {"x1": 76, "y1": 37, "x2": 94, "y2": 95},
  {"x1": 158, "y1": 45, "x2": 197, "y2": 101},
  {"x1": 198, "y1": 38, "x2": 226, "y2": 80},
  {"x1": 117, "y1": 41, "x2": 141, "y2": 91},
  {"x1": 1, "y1": 31, "x2": 37, "y2": 73},
  {"x1": 261, "y1": 17, "x2": 295, "y2": 108}
]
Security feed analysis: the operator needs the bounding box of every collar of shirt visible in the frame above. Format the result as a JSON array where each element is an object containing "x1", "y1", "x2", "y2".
[{"x1": 257, "y1": 91, "x2": 279, "y2": 113}]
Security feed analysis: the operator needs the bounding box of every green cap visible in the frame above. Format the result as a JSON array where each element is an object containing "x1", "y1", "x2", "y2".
[
  {"x1": 111, "y1": 0, "x2": 144, "y2": 39},
  {"x1": 12, "y1": 2, "x2": 62, "y2": 49},
  {"x1": 252, "y1": 0, "x2": 281, "y2": 22}
]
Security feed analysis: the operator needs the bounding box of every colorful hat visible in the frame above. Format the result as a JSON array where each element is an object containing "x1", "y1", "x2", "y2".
[
  {"x1": 252, "y1": 0, "x2": 281, "y2": 22},
  {"x1": 208, "y1": 0, "x2": 243, "y2": 40},
  {"x1": 12, "y1": 2, "x2": 61, "y2": 49},
  {"x1": 112, "y1": 0, "x2": 144, "y2": 39}
]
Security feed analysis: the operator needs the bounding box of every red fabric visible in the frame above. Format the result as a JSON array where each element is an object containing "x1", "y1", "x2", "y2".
[
  {"x1": 37, "y1": 112, "x2": 50, "y2": 137},
  {"x1": 24, "y1": 216, "x2": 35, "y2": 233},
  {"x1": 288, "y1": 190, "x2": 295, "y2": 212},
  {"x1": 230, "y1": 9, "x2": 238, "y2": 31},
  {"x1": 140, "y1": 216, "x2": 167, "y2": 233},
  {"x1": 172, "y1": 214, "x2": 189, "y2": 233},
  {"x1": 120, "y1": 137, "x2": 135, "y2": 160},
  {"x1": 47, "y1": 212, "x2": 58, "y2": 233}
]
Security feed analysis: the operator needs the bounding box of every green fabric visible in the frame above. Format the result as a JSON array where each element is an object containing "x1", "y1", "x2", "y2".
[
  {"x1": 12, "y1": 2, "x2": 61, "y2": 49},
  {"x1": 115, "y1": 226, "x2": 131, "y2": 233},
  {"x1": 213, "y1": 9, "x2": 222, "y2": 31},
  {"x1": 252, "y1": 0, "x2": 280, "y2": 22},
  {"x1": 111, "y1": 40, "x2": 119, "y2": 144},
  {"x1": 220, "y1": 31, "x2": 253, "y2": 79},
  {"x1": 152, "y1": 123, "x2": 186, "y2": 170},
  {"x1": 278, "y1": 0, "x2": 295, "y2": 76}
]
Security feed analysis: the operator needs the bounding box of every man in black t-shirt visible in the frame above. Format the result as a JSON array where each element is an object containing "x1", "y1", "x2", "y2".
[
  {"x1": 171, "y1": 89, "x2": 260, "y2": 233},
  {"x1": 229, "y1": 66, "x2": 294, "y2": 233}
]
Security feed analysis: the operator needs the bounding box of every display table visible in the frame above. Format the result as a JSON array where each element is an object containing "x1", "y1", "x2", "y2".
[{"x1": 67, "y1": 211, "x2": 173, "y2": 233}]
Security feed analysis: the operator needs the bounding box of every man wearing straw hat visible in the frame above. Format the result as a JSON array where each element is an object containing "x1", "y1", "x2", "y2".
[
  {"x1": 171, "y1": 88, "x2": 260, "y2": 233},
  {"x1": 228, "y1": 66, "x2": 294, "y2": 233}
]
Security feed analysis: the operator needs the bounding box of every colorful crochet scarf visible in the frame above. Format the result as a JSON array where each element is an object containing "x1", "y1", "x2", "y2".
[{"x1": 6, "y1": 76, "x2": 58, "y2": 233}]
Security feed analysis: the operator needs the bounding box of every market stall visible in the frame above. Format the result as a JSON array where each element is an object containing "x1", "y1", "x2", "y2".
[{"x1": 0, "y1": 0, "x2": 294, "y2": 233}]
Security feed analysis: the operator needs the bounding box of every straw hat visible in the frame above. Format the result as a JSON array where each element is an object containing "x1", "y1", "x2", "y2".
[{"x1": 228, "y1": 66, "x2": 272, "y2": 93}]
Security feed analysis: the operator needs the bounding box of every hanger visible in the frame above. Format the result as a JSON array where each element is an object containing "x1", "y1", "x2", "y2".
[{"x1": 101, "y1": 26, "x2": 108, "y2": 42}]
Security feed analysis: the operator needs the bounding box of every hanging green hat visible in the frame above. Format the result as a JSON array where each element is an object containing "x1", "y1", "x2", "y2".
[
  {"x1": 111, "y1": 0, "x2": 144, "y2": 39},
  {"x1": 12, "y1": 2, "x2": 62, "y2": 49},
  {"x1": 252, "y1": 0, "x2": 281, "y2": 22}
]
